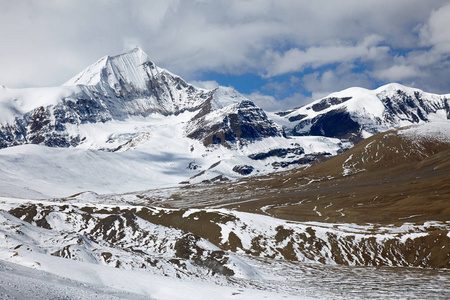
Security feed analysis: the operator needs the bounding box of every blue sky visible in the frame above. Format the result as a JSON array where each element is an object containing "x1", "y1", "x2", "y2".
[{"x1": 1, "y1": 0, "x2": 449, "y2": 111}]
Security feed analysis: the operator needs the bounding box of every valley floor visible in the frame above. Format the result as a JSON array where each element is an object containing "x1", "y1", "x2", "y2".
[{"x1": 1, "y1": 252, "x2": 449, "y2": 299}]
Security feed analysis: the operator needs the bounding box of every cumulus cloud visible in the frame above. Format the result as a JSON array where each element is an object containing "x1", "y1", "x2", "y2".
[
  {"x1": 245, "y1": 92, "x2": 280, "y2": 112},
  {"x1": 372, "y1": 2, "x2": 450, "y2": 92},
  {"x1": 419, "y1": 3, "x2": 450, "y2": 48},
  {"x1": 263, "y1": 35, "x2": 388, "y2": 77},
  {"x1": 246, "y1": 91, "x2": 311, "y2": 112},
  {"x1": 372, "y1": 65, "x2": 422, "y2": 82},
  {"x1": 188, "y1": 80, "x2": 219, "y2": 90},
  {"x1": 0, "y1": 0, "x2": 449, "y2": 102},
  {"x1": 302, "y1": 64, "x2": 373, "y2": 100}
]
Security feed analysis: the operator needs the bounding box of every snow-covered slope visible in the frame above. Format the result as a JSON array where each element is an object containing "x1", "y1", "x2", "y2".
[
  {"x1": 273, "y1": 83, "x2": 449, "y2": 142},
  {"x1": 1, "y1": 196, "x2": 449, "y2": 299},
  {"x1": 0, "y1": 48, "x2": 348, "y2": 197}
]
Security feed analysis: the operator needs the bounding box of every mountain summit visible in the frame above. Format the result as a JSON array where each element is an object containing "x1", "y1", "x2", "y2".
[
  {"x1": 64, "y1": 47, "x2": 216, "y2": 115},
  {"x1": 64, "y1": 47, "x2": 150, "y2": 88},
  {"x1": 274, "y1": 83, "x2": 450, "y2": 143}
]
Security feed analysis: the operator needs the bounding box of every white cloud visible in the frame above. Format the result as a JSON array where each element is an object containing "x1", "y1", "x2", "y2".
[
  {"x1": 419, "y1": 3, "x2": 450, "y2": 47},
  {"x1": 189, "y1": 80, "x2": 219, "y2": 90},
  {"x1": 246, "y1": 91, "x2": 311, "y2": 112},
  {"x1": 263, "y1": 35, "x2": 388, "y2": 77},
  {"x1": 372, "y1": 65, "x2": 421, "y2": 82},
  {"x1": 0, "y1": 0, "x2": 448, "y2": 98},
  {"x1": 245, "y1": 92, "x2": 280, "y2": 112},
  {"x1": 371, "y1": 2, "x2": 450, "y2": 93},
  {"x1": 302, "y1": 64, "x2": 373, "y2": 100}
]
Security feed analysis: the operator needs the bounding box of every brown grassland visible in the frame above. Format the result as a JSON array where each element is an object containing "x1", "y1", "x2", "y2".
[{"x1": 147, "y1": 129, "x2": 450, "y2": 225}]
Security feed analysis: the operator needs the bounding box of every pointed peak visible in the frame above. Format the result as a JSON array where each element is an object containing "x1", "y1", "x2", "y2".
[
  {"x1": 64, "y1": 48, "x2": 152, "y2": 87},
  {"x1": 112, "y1": 46, "x2": 149, "y2": 65}
]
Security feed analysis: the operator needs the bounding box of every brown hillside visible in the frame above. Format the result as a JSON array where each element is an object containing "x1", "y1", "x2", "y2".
[{"x1": 146, "y1": 127, "x2": 450, "y2": 225}]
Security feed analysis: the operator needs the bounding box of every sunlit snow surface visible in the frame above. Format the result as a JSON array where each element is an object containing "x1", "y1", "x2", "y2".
[
  {"x1": 399, "y1": 119, "x2": 450, "y2": 143},
  {"x1": 0, "y1": 109, "x2": 346, "y2": 198},
  {"x1": 0, "y1": 257, "x2": 308, "y2": 300}
]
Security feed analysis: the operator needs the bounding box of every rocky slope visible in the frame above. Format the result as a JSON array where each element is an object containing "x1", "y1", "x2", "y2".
[
  {"x1": 3, "y1": 196, "x2": 448, "y2": 299},
  {"x1": 1, "y1": 192, "x2": 448, "y2": 272}
]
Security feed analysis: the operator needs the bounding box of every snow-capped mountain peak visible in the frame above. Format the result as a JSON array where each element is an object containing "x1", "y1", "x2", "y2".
[
  {"x1": 210, "y1": 86, "x2": 248, "y2": 110},
  {"x1": 375, "y1": 82, "x2": 416, "y2": 94},
  {"x1": 64, "y1": 47, "x2": 151, "y2": 90}
]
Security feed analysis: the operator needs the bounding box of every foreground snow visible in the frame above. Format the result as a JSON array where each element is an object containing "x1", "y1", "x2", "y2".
[
  {"x1": 0, "y1": 196, "x2": 310, "y2": 299},
  {"x1": 0, "y1": 257, "x2": 309, "y2": 300}
]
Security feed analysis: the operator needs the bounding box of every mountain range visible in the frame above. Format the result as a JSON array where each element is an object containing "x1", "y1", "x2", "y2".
[{"x1": 0, "y1": 47, "x2": 449, "y2": 198}]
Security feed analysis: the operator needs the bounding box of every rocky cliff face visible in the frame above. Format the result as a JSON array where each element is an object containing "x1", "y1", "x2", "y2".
[{"x1": 186, "y1": 100, "x2": 284, "y2": 147}]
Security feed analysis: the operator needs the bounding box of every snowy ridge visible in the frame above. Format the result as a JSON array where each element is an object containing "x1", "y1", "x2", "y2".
[
  {"x1": 399, "y1": 121, "x2": 450, "y2": 143},
  {"x1": 64, "y1": 55, "x2": 110, "y2": 87},
  {"x1": 64, "y1": 47, "x2": 149, "y2": 88},
  {"x1": 1, "y1": 197, "x2": 448, "y2": 276},
  {"x1": 277, "y1": 83, "x2": 450, "y2": 141}
]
